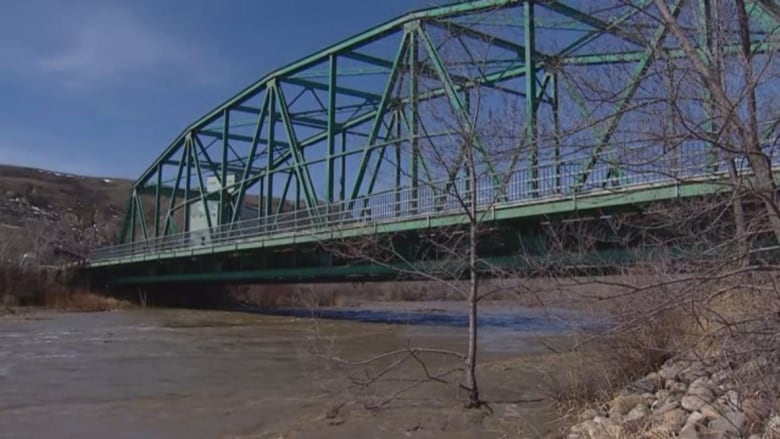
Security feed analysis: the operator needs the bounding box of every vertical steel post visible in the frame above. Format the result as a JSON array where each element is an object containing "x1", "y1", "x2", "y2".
[
  {"x1": 524, "y1": 1, "x2": 539, "y2": 198},
  {"x1": 184, "y1": 138, "x2": 191, "y2": 232},
  {"x1": 135, "y1": 190, "x2": 148, "y2": 241},
  {"x1": 464, "y1": 90, "x2": 472, "y2": 198},
  {"x1": 327, "y1": 54, "x2": 337, "y2": 204},
  {"x1": 265, "y1": 86, "x2": 276, "y2": 218},
  {"x1": 296, "y1": 173, "x2": 301, "y2": 211},
  {"x1": 258, "y1": 177, "x2": 264, "y2": 219},
  {"x1": 154, "y1": 164, "x2": 161, "y2": 237},
  {"x1": 130, "y1": 190, "x2": 137, "y2": 242},
  {"x1": 220, "y1": 109, "x2": 229, "y2": 225},
  {"x1": 118, "y1": 197, "x2": 133, "y2": 243},
  {"x1": 395, "y1": 108, "x2": 402, "y2": 215},
  {"x1": 162, "y1": 142, "x2": 186, "y2": 236},
  {"x1": 276, "y1": 172, "x2": 293, "y2": 216},
  {"x1": 191, "y1": 141, "x2": 213, "y2": 231},
  {"x1": 340, "y1": 131, "x2": 346, "y2": 203},
  {"x1": 552, "y1": 72, "x2": 562, "y2": 193},
  {"x1": 408, "y1": 24, "x2": 420, "y2": 214},
  {"x1": 699, "y1": 0, "x2": 719, "y2": 171}
]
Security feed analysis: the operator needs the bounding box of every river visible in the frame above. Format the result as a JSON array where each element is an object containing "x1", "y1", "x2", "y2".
[{"x1": 0, "y1": 304, "x2": 583, "y2": 438}]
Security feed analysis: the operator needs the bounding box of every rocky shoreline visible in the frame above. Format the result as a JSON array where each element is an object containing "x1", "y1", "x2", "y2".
[{"x1": 568, "y1": 353, "x2": 779, "y2": 438}]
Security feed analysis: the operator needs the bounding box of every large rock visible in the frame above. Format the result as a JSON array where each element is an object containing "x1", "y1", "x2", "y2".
[
  {"x1": 623, "y1": 403, "x2": 649, "y2": 423},
  {"x1": 682, "y1": 395, "x2": 711, "y2": 412},
  {"x1": 679, "y1": 422, "x2": 701, "y2": 439},
  {"x1": 700, "y1": 403, "x2": 728, "y2": 420},
  {"x1": 654, "y1": 389, "x2": 671, "y2": 403},
  {"x1": 723, "y1": 390, "x2": 739, "y2": 409},
  {"x1": 577, "y1": 408, "x2": 598, "y2": 423},
  {"x1": 666, "y1": 379, "x2": 688, "y2": 395},
  {"x1": 608, "y1": 393, "x2": 644, "y2": 420},
  {"x1": 688, "y1": 378, "x2": 716, "y2": 399},
  {"x1": 628, "y1": 372, "x2": 662, "y2": 394},
  {"x1": 660, "y1": 360, "x2": 687, "y2": 382},
  {"x1": 654, "y1": 408, "x2": 688, "y2": 432},
  {"x1": 569, "y1": 419, "x2": 620, "y2": 438},
  {"x1": 707, "y1": 409, "x2": 745, "y2": 437},
  {"x1": 686, "y1": 411, "x2": 707, "y2": 427},
  {"x1": 682, "y1": 379, "x2": 715, "y2": 412},
  {"x1": 679, "y1": 364, "x2": 708, "y2": 384},
  {"x1": 654, "y1": 399, "x2": 681, "y2": 415},
  {"x1": 766, "y1": 415, "x2": 780, "y2": 434}
]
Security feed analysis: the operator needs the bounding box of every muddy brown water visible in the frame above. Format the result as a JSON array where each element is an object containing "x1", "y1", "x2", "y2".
[{"x1": 0, "y1": 305, "x2": 582, "y2": 438}]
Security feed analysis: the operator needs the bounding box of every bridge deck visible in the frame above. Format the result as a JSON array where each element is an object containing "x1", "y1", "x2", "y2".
[{"x1": 90, "y1": 149, "x2": 763, "y2": 268}]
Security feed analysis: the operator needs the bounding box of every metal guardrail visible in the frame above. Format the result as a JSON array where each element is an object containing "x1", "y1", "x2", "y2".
[{"x1": 90, "y1": 142, "x2": 779, "y2": 263}]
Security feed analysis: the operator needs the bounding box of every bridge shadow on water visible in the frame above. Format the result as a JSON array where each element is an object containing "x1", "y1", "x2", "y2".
[{"x1": 237, "y1": 305, "x2": 607, "y2": 334}]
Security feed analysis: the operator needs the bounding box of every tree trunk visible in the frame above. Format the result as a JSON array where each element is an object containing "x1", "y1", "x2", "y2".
[
  {"x1": 465, "y1": 274, "x2": 479, "y2": 407},
  {"x1": 735, "y1": 0, "x2": 780, "y2": 243},
  {"x1": 656, "y1": 0, "x2": 780, "y2": 243},
  {"x1": 465, "y1": 148, "x2": 480, "y2": 408},
  {"x1": 707, "y1": 4, "x2": 750, "y2": 264},
  {"x1": 726, "y1": 155, "x2": 751, "y2": 265}
]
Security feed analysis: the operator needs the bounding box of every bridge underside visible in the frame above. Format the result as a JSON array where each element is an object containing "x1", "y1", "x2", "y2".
[
  {"x1": 88, "y1": 0, "x2": 780, "y2": 285},
  {"x1": 89, "y1": 177, "x2": 771, "y2": 285}
]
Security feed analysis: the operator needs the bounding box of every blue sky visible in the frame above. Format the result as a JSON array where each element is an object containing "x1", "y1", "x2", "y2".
[{"x1": 0, "y1": 0, "x2": 433, "y2": 178}]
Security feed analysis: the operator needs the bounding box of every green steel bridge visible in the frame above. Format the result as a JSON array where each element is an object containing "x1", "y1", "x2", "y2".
[{"x1": 87, "y1": 0, "x2": 780, "y2": 285}]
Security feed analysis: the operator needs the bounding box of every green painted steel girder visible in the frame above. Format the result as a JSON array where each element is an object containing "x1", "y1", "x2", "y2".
[
  {"x1": 115, "y1": 0, "x2": 779, "y2": 254},
  {"x1": 752, "y1": 0, "x2": 780, "y2": 26},
  {"x1": 273, "y1": 83, "x2": 320, "y2": 211},
  {"x1": 576, "y1": 0, "x2": 684, "y2": 190},
  {"x1": 282, "y1": 76, "x2": 382, "y2": 102},
  {"x1": 417, "y1": 24, "x2": 501, "y2": 183},
  {"x1": 129, "y1": 0, "x2": 571, "y2": 191},
  {"x1": 342, "y1": 50, "x2": 395, "y2": 68},
  {"x1": 348, "y1": 29, "x2": 410, "y2": 207},
  {"x1": 561, "y1": 41, "x2": 775, "y2": 65},
  {"x1": 94, "y1": 175, "x2": 744, "y2": 269},
  {"x1": 539, "y1": 1, "x2": 648, "y2": 48},
  {"x1": 431, "y1": 19, "x2": 544, "y2": 61}
]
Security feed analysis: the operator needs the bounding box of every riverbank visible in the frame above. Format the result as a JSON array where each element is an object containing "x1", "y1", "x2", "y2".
[
  {"x1": 560, "y1": 302, "x2": 780, "y2": 438},
  {"x1": 2, "y1": 289, "x2": 135, "y2": 314},
  {"x1": 566, "y1": 346, "x2": 780, "y2": 438}
]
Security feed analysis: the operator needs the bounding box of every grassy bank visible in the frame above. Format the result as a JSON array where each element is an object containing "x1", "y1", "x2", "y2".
[
  {"x1": 2, "y1": 288, "x2": 134, "y2": 314},
  {"x1": 543, "y1": 279, "x2": 780, "y2": 437},
  {"x1": 1, "y1": 264, "x2": 133, "y2": 313}
]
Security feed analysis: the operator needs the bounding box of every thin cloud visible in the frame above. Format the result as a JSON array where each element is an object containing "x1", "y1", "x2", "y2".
[{"x1": 32, "y1": 6, "x2": 222, "y2": 88}]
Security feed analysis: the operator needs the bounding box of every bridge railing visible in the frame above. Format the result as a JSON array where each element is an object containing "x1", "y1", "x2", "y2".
[{"x1": 89, "y1": 139, "x2": 780, "y2": 263}]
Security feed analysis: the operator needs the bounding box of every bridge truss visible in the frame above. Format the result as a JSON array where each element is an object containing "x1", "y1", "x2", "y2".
[{"x1": 94, "y1": 0, "x2": 779, "y2": 271}]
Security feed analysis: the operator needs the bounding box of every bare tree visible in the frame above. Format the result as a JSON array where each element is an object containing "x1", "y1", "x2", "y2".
[
  {"x1": 519, "y1": 2, "x2": 780, "y2": 431},
  {"x1": 311, "y1": 0, "x2": 779, "y2": 425},
  {"x1": 317, "y1": 14, "x2": 533, "y2": 408}
]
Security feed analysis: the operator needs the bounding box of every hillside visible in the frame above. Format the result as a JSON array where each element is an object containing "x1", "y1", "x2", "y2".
[
  {"x1": 0, "y1": 164, "x2": 133, "y2": 259},
  {"x1": 0, "y1": 164, "x2": 294, "y2": 261}
]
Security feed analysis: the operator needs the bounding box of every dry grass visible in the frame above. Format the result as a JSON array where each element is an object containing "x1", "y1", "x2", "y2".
[
  {"x1": 40, "y1": 288, "x2": 134, "y2": 311},
  {"x1": 2, "y1": 262, "x2": 132, "y2": 312},
  {"x1": 542, "y1": 272, "x2": 780, "y2": 436},
  {"x1": 541, "y1": 308, "x2": 693, "y2": 415}
]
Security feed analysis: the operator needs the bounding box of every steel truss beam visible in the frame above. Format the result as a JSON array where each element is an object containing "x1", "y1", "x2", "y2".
[{"x1": 116, "y1": 0, "x2": 778, "y2": 248}]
